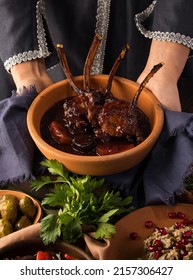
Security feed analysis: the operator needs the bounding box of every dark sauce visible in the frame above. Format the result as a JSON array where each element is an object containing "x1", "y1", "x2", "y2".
[
  {"x1": 40, "y1": 98, "x2": 149, "y2": 156},
  {"x1": 41, "y1": 100, "x2": 96, "y2": 155}
]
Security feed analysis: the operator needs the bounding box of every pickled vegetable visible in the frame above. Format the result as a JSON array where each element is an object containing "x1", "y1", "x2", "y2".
[
  {"x1": 14, "y1": 215, "x2": 32, "y2": 231},
  {"x1": 0, "y1": 219, "x2": 13, "y2": 237},
  {"x1": 19, "y1": 196, "x2": 37, "y2": 219},
  {"x1": 0, "y1": 200, "x2": 18, "y2": 224},
  {"x1": 0, "y1": 194, "x2": 19, "y2": 210},
  {"x1": 0, "y1": 193, "x2": 38, "y2": 239}
]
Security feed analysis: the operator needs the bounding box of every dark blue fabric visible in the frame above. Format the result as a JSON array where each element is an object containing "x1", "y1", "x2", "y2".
[
  {"x1": 0, "y1": 86, "x2": 37, "y2": 185},
  {"x1": 142, "y1": 110, "x2": 193, "y2": 205},
  {"x1": 104, "y1": 110, "x2": 193, "y2": 207}
]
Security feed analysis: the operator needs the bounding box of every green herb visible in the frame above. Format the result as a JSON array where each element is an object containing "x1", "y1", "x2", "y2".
[
  {"x1": 31, "y1": 159, "x2": 134, "y2": 245},
  {"x1": 183, "y1": 173, "x2": 193, "y2": 191}
]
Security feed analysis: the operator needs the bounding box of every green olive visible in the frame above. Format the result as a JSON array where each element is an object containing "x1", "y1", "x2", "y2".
[
  {"x1": 0, "y1": 200, "x2": 18, "y2": 225},
  {"x1": 19, "y1": 196, "x2": 37, "y2": 219},
  {"x1": 14, "y1": 215, "x2": 32, "y2": 231},
  {"x1": 0, "y1": 218, "x2": 13, "y2": 237},
  {"x1": 0, "y1": 194, "x2": 19, "y2": 211}
]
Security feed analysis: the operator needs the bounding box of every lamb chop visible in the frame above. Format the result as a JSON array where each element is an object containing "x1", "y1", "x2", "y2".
[
  {"x1": 98, "y1": 62, "x2": 164, "y2": 143},
  {"x1": 57, "y1": 34, "x2": 129, "y2": 131},
  {"x1": 56, "y1": 34, "x2": 130, "y2": 139},
  {"x1": 50, "y1": 34, "x2": 163, "y2": 154}
]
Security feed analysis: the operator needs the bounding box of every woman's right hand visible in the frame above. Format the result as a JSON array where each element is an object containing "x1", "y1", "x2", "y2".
[{"x1": 10, "y1": 58, "x2": 54, "y2": 94}]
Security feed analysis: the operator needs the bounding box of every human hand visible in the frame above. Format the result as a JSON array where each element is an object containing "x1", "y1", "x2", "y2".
[
  {"x1": 137, "y1": 40, "x2": 190, "y2": 112},
  {"x1": 137, "y1": 66, "x2": 181, "y2": 112},
  {"x1": 10, "y1": 58, "x2": 54, "y2": 94}
]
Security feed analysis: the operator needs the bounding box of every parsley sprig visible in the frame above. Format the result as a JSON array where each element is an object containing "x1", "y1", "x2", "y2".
[
  {"x1": 183, "y1": 173, "x2": 193, "y2": 191},
  {"x1": 31, "y1": 159, "x2": 134, "y2": 244}
]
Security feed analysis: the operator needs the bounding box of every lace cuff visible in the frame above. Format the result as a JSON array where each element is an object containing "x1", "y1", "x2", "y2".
[
  {"x1": 4, "y1": 0, "x2": 51, "y2": 73},
  {"x1": 135, "y1": 0, "x2": 193, "y2": 51}
]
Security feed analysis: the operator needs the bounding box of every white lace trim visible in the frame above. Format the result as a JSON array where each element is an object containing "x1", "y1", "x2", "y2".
[
  {"x1": 91, "y1": 0, "x2": 111, "y2": 74},
  {"x1": 135, "y1": 0, "x2": 193, "y2": 50},
  {"x1": 4, "y1": 0, "x2": 50, "y2": 72}
]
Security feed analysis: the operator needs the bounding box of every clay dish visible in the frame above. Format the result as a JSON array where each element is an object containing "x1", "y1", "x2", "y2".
[{"x1": 27, "y1": 75, "x2": 164, "y2": 176}]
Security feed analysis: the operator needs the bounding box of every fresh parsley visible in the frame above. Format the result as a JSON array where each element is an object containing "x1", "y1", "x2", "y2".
[
  {"x1": 183, "y1": 172, "x2": 193, "y2": 191},
  {"x1": 31, "y1": 159, "x2": 134, "y2": 244}
]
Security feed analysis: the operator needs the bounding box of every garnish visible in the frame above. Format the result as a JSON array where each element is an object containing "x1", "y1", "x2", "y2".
[
  {"x1": 183, "y1": 172, "x2": 193, "y2": 191},
  {"x1": 31, "y1": 159, "x2": 134, "y2": 245},
  {"x1": 145, "y1": 220, "x2": 153, "y2": 228},
  {"x1": 129, "y1": 232, "x2": 138, "y2": 240}
]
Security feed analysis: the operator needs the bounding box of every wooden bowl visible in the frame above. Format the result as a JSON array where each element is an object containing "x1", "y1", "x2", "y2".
[
  {"x1": 27, "y1": 75, "x2": 164, "y2": 176},
  {"x1": 0, "y1": 189, "x2": 42, "y2": 225}
]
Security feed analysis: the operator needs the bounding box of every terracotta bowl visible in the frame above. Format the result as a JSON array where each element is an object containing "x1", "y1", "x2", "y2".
[
  {"x1": 0, "y1": 238, "x2": 92, "y2": 260},
  {"x1": 0, "y1": 189, "x2": 42, "y2": 225},
  {"x1": 27, "y1": 75, "x2": 164, "y2": 176}
]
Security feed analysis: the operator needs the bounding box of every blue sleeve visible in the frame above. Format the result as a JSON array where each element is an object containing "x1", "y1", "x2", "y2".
[
  {"x1": 135, "y1": 0, "x2": 193, "y2": 51},
  {"x1": 0, "y1": 0, "x2": 58, "y2": 72}
]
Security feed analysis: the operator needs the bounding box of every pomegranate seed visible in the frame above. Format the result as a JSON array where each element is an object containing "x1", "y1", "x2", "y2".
[
  {"x1": 145, "y1": 220, "x2": 153, "y2": 228},
  {"x1": 155, "y1": 250, "x2": 162, "y2": 260},
  {"x1": 129, "y1": 232, "x2": 138, "y2": 240},
  {"x1": 181, "y1": 237, "x2": 189, "y2": 245},
  {"x1": 149, "y1": 245, "x2": 162, "y2": 252},
  {"x1": 181, "y1": 219, "x2": 190, "y2": 226},
  {"x1": 159, "y1": 227, "x2": 167, "y2": 235},
  {"x1": 149, "y1": 246, "x2": 157, "y2": 252},
  {"x1": 154, "y1": 239, "x2": 163, "y2": 247},
  {"x1": 175, "y1": 241, "x2": 185, "y2": 250},
  {"x1": 183, "y1": 230, "x2": 192, "y2": 238},
  {"x1": 175, "y1": 221, "x2": 182, "y2": 229},
  {"x1": 189, "y1": 219, "x2": 193, "y2": 225},
  {"x1": 168, "y1": 212, "x2": 177, "y2": 219},
  {"x1": 177, "y1": 212, "x2": 185, "y2": 219}
]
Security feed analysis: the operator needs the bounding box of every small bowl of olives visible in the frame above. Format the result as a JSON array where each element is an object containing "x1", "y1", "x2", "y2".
[{"x1": 0, "y1": 190, "x2": 43, "y2": 238}]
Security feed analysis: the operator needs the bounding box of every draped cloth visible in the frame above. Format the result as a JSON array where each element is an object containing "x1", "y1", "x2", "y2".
[
  {"x1": 0, "y1": 87, "x2": 37, "y2": 184},
  {"x1": 104, "y1": 110, "x2": 193, "y2": 207}
]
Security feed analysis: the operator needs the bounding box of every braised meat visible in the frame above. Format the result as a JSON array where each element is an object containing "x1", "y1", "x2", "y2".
[{"x1": 41, "y1": 34, "x2": 163, "y2": 155}]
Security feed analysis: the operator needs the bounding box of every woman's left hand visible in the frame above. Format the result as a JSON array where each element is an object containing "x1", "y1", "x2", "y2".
[
  {"x1": 137, "y1": 67, "x2": 181, "y2": 111},
  {"x1": 137, "y1": 40, "x2": 190, "y2": 112}
]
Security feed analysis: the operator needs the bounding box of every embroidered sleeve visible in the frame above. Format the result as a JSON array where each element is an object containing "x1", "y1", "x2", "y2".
[
  {"x1": 135, "y1": 0, "x2": 193, "y2": 50},
  {"x1": 91, "y1": 0, "x2": 111, "y2": 75},
  {"x1": 0, "y1": 0, "x2": 58, "y2": 72}
]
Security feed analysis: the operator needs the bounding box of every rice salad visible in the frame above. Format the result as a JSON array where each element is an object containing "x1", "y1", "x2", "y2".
[{"x1": 144, "y1": 224, "x2": 193, "y2": 260}]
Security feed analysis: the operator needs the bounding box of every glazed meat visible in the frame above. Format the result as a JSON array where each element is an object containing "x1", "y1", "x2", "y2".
[
  {"x1": 43, "y1": 34, "x2": 163, "y2": 155},
  {"x1": 98, "y1": 98, "x2": 151, "y2": 143},
  {"x1": 63, "y1": 95, "x2": 88, "y2": 134}
]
